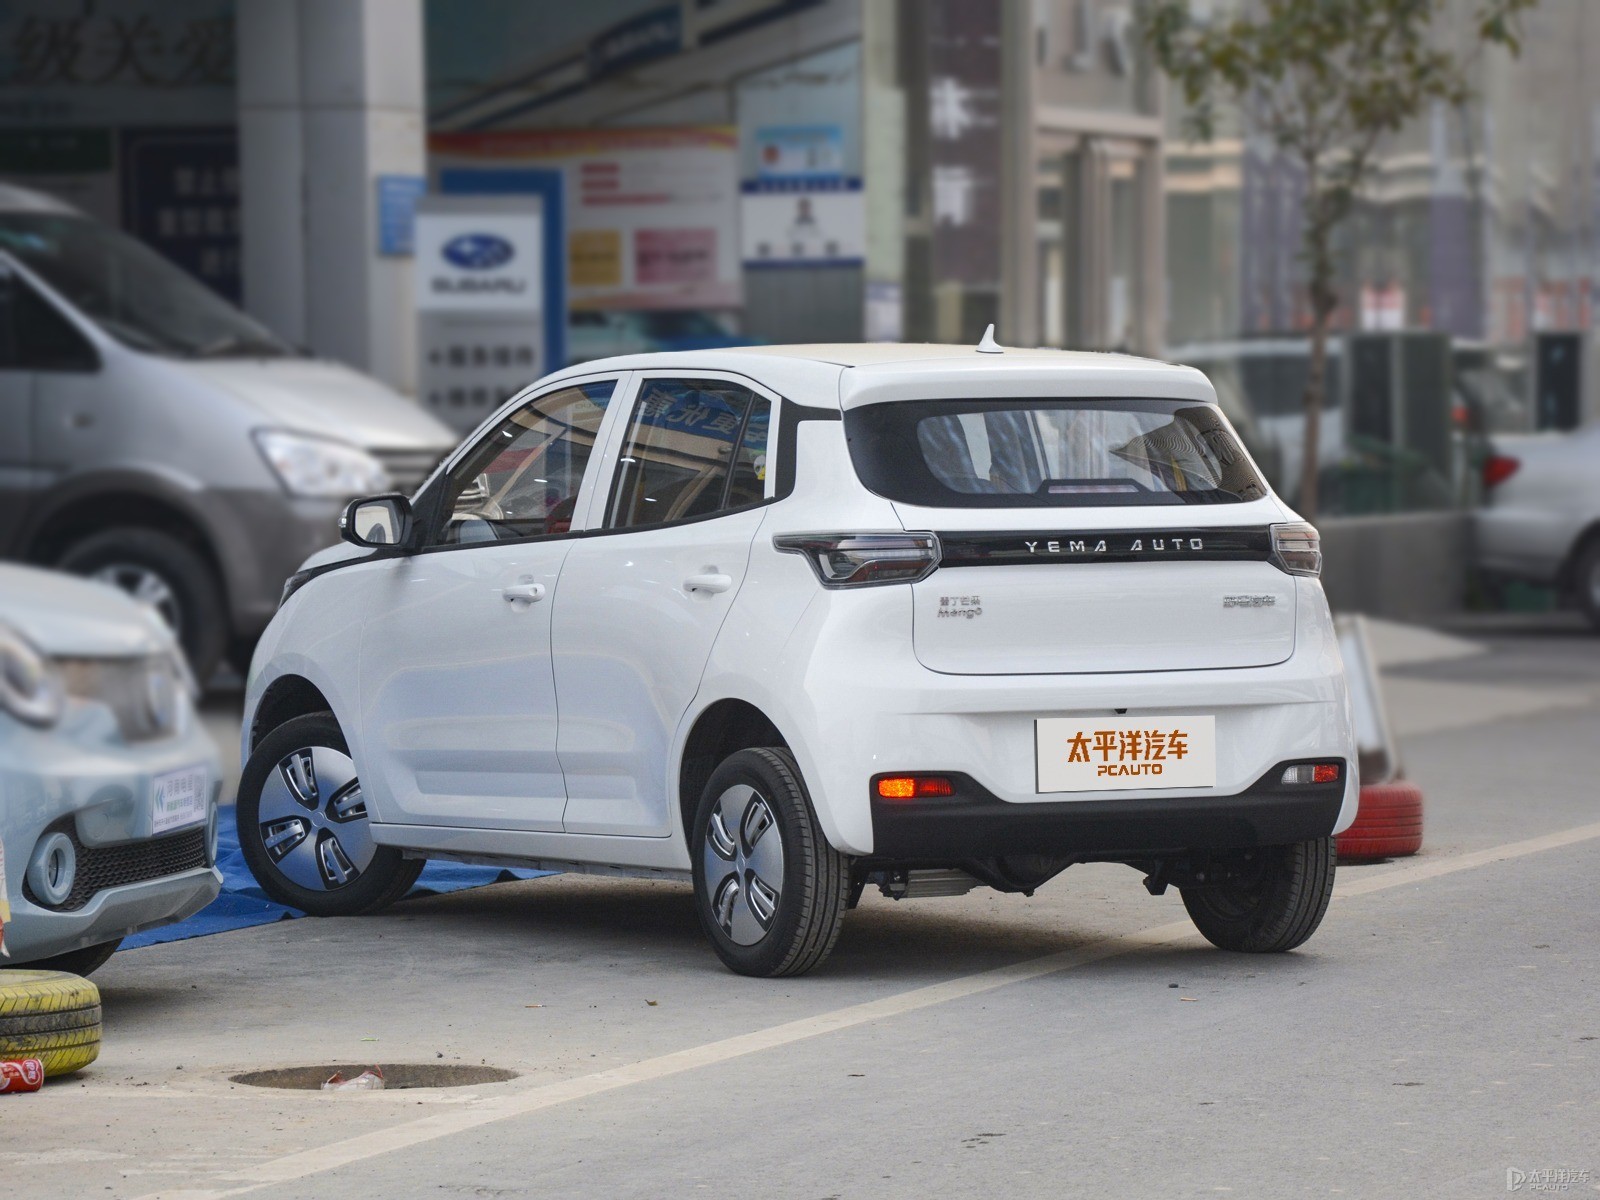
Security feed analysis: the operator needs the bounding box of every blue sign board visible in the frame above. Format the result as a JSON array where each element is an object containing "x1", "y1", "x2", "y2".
[
  {"x1": 376, "y1": 174, "x2": 427, "y2": 257},
  {"x1": 438, "y1": 167, "x2": 568, "y2": 372}
]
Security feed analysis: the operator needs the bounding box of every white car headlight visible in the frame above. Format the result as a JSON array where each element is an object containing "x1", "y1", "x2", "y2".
[
  {"x1": 0, "y1": 623, "x2": 64, "y2": 727},
  {"x1": 254, "y1": 430, "x2": 391, "y2": 499}
]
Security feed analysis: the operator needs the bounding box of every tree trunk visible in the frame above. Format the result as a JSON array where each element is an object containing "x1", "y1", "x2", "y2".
[{"x1": 1298, "y1": 312, "x2": 1329, "y2": 521}]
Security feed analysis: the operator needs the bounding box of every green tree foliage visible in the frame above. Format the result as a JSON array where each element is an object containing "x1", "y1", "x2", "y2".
[{"x1": 1139, "y1": 0, "x2": 1534, "y2": 519}]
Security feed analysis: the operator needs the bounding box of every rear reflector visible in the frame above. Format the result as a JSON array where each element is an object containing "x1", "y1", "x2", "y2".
[
  {"x1": 1482, "y1": 454, "x2": 1520, "y2": 489},
  {"x1": 876, "y1": 775, "x2": 956, "y2": 800},
  {"x1": 1282, "y1": 763, "x2": 1341, "y2": 785}
]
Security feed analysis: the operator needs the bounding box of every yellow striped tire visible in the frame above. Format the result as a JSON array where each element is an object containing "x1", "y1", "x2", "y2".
[{"x1": 0, "y1": 971, "x2": 102, "y2": 1076}]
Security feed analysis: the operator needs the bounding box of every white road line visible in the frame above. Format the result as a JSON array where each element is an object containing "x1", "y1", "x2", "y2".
[{"x1": 140, "y1": 819, "x2": 1600, "y2": 1200}]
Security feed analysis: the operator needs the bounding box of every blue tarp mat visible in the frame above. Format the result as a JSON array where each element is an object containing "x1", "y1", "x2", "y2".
[{"x1": 125, "y1": 807, "x2": 552, "y2": 948}]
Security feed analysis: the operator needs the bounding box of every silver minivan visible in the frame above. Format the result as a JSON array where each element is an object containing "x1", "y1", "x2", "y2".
[{"x1": 0, "y1": 184, "x2": 457, "y2": 682}]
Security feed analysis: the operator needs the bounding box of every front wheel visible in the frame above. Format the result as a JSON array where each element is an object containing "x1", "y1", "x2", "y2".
[
  {"x1": 238, "y1": 712, "x2": 423, "y2": 917},
  {"x1": 1180, "y1": 837, "x2": 1336, "y2": 953},
  {"x1": 691, "y1": 747, "x2": 849, "y2": 977}
]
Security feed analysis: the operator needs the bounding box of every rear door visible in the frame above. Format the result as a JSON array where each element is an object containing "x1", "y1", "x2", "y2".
[
  {"x1": 552, "y1": 373, "x2": 777, "y2": 837},
  {"x1": 846, "y1": 397, "x2": 1297, "y2": 675}
]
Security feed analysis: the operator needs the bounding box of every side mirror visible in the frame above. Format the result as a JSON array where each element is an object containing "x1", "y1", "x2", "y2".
[{"x1": 340, "y1": 494, "x2": 414, "y2": 550}]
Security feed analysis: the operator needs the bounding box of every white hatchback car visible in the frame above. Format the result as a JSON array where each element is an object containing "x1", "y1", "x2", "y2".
[{"x1": 241, "y1": 341, "x2": 1357, "y2": 976}]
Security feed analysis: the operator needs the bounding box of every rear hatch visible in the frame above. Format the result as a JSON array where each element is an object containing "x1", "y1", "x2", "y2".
[{"x1": 846, "y1": 396, "x2": 1297, "y2": 675}]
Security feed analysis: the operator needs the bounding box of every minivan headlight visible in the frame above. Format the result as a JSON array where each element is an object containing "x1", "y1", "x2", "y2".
[
  {"x1": 1270, "y1": 522, "x2": 1322, "y2": 577},
  {"x1": 0, "y1": 623, "x2": 64, "y2": 727},
  {"x1": 254, "y1": 430, "x2": 390, "y2": 498}
]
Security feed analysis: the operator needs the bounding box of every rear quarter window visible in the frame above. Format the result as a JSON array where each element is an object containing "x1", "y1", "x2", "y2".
[{"x1": 845, "y1": 398, "x2": 1268, "y2": 507}]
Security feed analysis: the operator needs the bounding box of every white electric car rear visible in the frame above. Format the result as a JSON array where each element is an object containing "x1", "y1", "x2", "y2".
[{"x1": 240, "y1": 339, "x2": 1357, "y2": 976}]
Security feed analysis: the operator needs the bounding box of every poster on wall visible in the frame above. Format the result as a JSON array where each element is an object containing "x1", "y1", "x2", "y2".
[
  {"x1": 741, "y1": 121, "x2": 864, "y2": 268},
  {"x1": 430, "y1": 127, "x2": 741, "y2": 311},
  {"x1": 119, "y1": 126, "x2": 241, "y2": 302},
  {"x1": 741, "y1": 178, "x2": 864, "y2": 267}
]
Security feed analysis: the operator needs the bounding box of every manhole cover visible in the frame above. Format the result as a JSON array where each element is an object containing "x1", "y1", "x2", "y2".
[{"x1": 231, "y1": 1064, "x2": 518, "y2": 1090}]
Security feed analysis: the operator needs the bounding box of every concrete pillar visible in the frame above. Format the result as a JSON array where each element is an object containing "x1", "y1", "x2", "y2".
[{"x1": 236, "y1": 0, "x2": 424, "y2": 394}]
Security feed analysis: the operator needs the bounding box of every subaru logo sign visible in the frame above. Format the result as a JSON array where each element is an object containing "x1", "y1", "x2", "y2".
[{"x1": 442, "y1": 233, "x2": 515, "y2": 271}]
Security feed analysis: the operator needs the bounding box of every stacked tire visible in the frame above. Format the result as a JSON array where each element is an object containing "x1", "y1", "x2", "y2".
[
  {"x1": 0, "y1": 971, "x2": 102, "y2": 1077},
  {"x1": 1336, "y1": 780, "x2": 1424, "y2": 860}
]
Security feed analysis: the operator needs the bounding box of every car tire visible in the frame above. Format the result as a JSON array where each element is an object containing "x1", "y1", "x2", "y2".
[
  {"x1": 237, "y1": 712, "x2": 423, "y2": 917},
  {"x1": 57, "y1": 527, "x2": 227, "y2": 686},
  {"x1": 0, "y1": 970, "x2": 102, "y2": 1076},
  {"x1": 691, "y1": 747, "x2": 849, "y2": 978},
  {"x1": 1574, "y1": 538, "x2": 1600, "y2": 631},
  {"x1": 1336, "y1": 781, "x2": 1424, "y2": 860},
  {"x1": 1180, "y1": 837, "x2": 1336, "y2": 954},
  {"x1": 12, "y1": 939, "x2": 123, "y2": 978}
]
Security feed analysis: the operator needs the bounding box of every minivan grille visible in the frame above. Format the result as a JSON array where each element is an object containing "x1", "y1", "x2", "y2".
[
  {"x1": 936, "y1": 527, "x2": 1271, "y2": 569},
  {"x1": 374, "y1": 448, "x2": 447, "y2": 494}
]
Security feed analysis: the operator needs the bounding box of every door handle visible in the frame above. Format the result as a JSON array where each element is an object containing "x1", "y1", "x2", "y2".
[
  {"x1": 684, "y1": 572, "x2": 733, "y2": 595},
  {"x1": 503, "y1": 582, "x2": 546, "y2": 604}
]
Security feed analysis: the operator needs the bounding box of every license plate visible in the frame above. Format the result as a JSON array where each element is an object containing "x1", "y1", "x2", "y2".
[
  {"x1": 152, "y1": 765, "x2": 210, "y2": 834},
  {"x1": 1036, "y1": 716, "x2": 1216, "y2": 793}
]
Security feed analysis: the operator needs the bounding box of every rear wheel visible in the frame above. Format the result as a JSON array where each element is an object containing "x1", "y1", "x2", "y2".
[
  {"x1": 237, "y1": 712, "x2": 422, "y2": 917},
  {"x1": 1180, "y1": 837, "x2": 1336, "y2": 953},
  {"x1": 691, "y1": 747, "x2": 849, "y2": 977}
]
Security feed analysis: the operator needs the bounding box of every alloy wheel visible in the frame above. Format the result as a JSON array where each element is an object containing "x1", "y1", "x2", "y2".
[
  {"x1": 701, "y1": 784, "x2": 785, "y2": 946},
  {"x1": 256, "y1": 746, "x2": 376, "y2": 891},
  {"x1": 92, "y1": 563, "x2": 182, "y2": 634}
]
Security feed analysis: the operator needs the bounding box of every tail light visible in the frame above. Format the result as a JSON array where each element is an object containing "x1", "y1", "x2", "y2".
[
  {"x1": 1269, "y1": 522, "x2": 1321, "y2": 578},
  {"x1": 1482, "y1": 454, "x2": 1520, "y2": 489},
  {"x1": 773, "y1": 532, "x2": 940, "y2": 588},
  {"x1": 1282, "y1": 763, "x2": 1341, "y2": 785},
  {"x1": 876, "y1": 775, "x2": 955, "y2": 799}
]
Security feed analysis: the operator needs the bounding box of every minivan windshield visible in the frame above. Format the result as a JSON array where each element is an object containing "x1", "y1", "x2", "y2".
[
  {"x1": 0, "y1": 213, "x2": 293, "y2": 359},
  {"x1": 846, "y1": 398, "x2": 1269, "y2": 507}
]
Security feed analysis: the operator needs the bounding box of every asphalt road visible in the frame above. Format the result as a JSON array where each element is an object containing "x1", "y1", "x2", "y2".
[{"x1": 7, "y1": 617, "x2": 1599, "y2": 1200}]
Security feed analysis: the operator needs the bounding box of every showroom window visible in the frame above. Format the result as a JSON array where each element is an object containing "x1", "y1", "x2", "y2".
[
  {"x1": 428, "y1": 378, "x2": 616, "y2": 546},
  {"x1": 606, "y1": 378, "x2": 772, "y2": 530}
]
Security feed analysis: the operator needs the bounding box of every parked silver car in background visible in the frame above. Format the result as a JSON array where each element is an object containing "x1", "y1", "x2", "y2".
[
  {"x1": 1477, "y1": 423, "x2": 1600, "y2": 629},
  {"x1": 0, "y1": 184, "x2": 457, "y2": 684},
  {"x1": 0, "y1": 564, "x2": 222, "y2": 976}
]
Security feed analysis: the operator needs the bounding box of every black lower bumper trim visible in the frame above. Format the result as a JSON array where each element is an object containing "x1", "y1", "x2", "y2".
[{"x1": 868, "y1": 762, "x2": 1346, "y2": 861}]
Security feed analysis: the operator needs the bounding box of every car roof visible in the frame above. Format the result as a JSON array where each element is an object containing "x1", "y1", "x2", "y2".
[
  {"x1": 543, "y1": 344, "x2": 1217, "y2": 410},
  {"x1": 0, "y1": 182, "x2": 83, "y2": 216}
]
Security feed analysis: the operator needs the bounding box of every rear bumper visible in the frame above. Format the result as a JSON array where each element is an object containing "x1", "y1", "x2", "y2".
[{"x1": 869, "y1": 761, "x2": 1346, "y2": 861}]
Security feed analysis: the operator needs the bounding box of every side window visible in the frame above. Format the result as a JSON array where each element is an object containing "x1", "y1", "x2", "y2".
[
  {"x1": 425, "y1": 379, "x2": 615, "y2": 548},
  {"x1": 0, "y1": 274, "x2": 97, "y2": 371},
  {"x1": 606, "y1": 378, "x2": 772, "y2": 530}
]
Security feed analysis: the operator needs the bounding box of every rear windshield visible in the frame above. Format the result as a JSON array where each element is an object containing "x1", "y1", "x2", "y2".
[{"x1": 846, "y1": 398, "x2": 1268, "y2": 507}]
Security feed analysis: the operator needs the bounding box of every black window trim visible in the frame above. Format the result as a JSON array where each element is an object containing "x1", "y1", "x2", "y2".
[{"x1": 403, "y1": 368, "x2": 839, "y2": 559}]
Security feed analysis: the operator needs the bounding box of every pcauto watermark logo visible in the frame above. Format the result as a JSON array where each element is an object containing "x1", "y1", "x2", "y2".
[{"x1": 1506, "y1": 1167, "x2": 1593, "y2": 1193}]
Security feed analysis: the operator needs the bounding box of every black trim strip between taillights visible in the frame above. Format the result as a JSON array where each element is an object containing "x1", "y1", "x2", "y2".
[{"x1": 935, "y1": 527, "x2": 1272, "y2": 568}]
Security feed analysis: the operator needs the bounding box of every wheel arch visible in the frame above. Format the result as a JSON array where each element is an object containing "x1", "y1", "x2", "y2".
[
  {"x1": 677, "y1": 698, "x2": 789, "y2": 843},
  {"x1": 1558, "y1": 519, "x2": 1600, "y2": 591},
  {"x1": 24, "y1": 477, "x2": 228, "y2": 606},
  {"x1": 249, "y1": 673, "x2": 334, "y2": 753}
]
